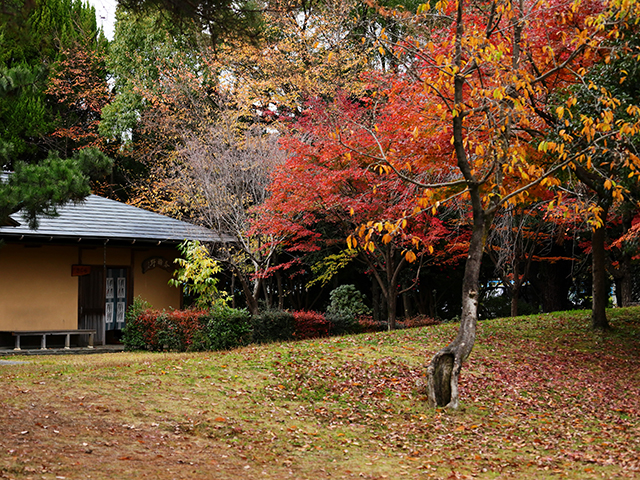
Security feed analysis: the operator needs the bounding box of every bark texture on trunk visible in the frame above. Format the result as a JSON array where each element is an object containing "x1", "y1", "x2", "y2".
[
  {"x1": 616, "y1": 268, "x2": 633, "y2": 307},
  {"x1": 361, "y1": 244, "x2": 406, "y2": 331},
  {"x1": 532, "y1": 259, "x2": 572, "y2": 312},
  {"x1": 591, "y1": 221, "x2": 610, "y2": 330},
  {"x1": 610, "y1": 243, "x2": 633, "y2": 307},
  {"x1": 510, "y1": 284, "x2": 520, "y2": 317},
  {"x1": 387, "y1": 292, "x2": 398, "y2": 331},
  {"x1": 424, "y1": 0, "x2": 498, "y2": 408},
  {"x1": 234, "y1": 268, "x2": 260, "y2": 315},
  {"x1": 573, "y1": 167, "x2": 611, "y2": 329},
  {"x1": 372, "y1": 277, "x2": 381, "y2": 322},
  {"x1": 425, "y1": 191, "x2": 490, "y2": 408}
]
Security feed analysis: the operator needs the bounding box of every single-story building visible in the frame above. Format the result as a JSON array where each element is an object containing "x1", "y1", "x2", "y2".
[{"x1": 0, "y1": 194, "x2": 222, "y2": 348}]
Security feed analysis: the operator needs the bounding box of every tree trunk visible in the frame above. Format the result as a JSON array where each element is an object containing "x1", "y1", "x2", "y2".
[
  {"x1": 617, "y1": 267, "x2": 633, "y2": 307},
  {"x1": 387, "y1": 297, "x2": 397, "y2": 331},
  {"x1": 532, "y1": 259, "x2": 571, "y2": 312},
  {"x1": 616, "y1": 213, "x2": 634, "y2": 307},
  {"x1": 372, "y1": 277, "x2": 381, "y2": 322},
  {"x1": 510, "y1": 261, "x2": 520, "y2": 317},
  {"x1": 387, "y1": 291, "x2": 397, "y2": 331},
  {"x1": 231, "y1": 274, "x2": 236, "y2": 309},
  {"x1": 610, "y1": 252, "x2": 633, "y2": 307},
  {"x1": 428, "y1": 288, "x2": 436, "y2": 319},
  {"x1": 572, "y1": 167, "x2": 612, "y2": 329},
  {"x1": 402, "y1": 280, "x2": 412, "y2": 318},
  {"x1": 275, "y1": 270, "x2": 284, "y2": 309},
  {"x1": 234, "y1": 269, "x2": 260, "y2": 315},
  {"x1": 591, "y1": 220, "x2": 610, "y2": 330},
  {"x1": 510, "y1": 285, "x2": 519, "y2": 317},
  {"x1": 263, "y1": 277, "x2": 272, "y2": 309},
  {"x1": 424, "y1": 0, "x2": 495, "y2": 409},
  {"x1": 425, "y1": 200, "x2": 492, "y2": 408}
]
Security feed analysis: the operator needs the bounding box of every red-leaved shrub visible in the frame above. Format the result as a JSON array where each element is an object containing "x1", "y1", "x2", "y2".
[
  {"x1": 396, "y1": 315, "x2": 440, "y2": 329},
  {"x1": 292, "y1": 310, "x2": 331, "y2": 339},
  {"x1": 357, "y1": 315, "x2": 385, "y2": 332},
  {"x1": 125, "y1": 308, "x2": 207, "y2": 351}
]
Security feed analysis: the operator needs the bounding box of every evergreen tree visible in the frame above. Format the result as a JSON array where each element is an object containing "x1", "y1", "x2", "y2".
[
  {"x1": 0, "y1": 0, "x2": 106, "y2": 166},
  {"x1": 0, "y1": 0, "x2": 113, "y2": 227}
]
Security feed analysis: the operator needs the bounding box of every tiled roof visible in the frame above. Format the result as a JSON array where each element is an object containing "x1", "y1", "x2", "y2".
[{"x1": 0, "y1": 194, "x2": 224, "y2": 244}]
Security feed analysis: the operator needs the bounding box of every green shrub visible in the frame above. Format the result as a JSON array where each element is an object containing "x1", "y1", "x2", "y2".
[
  {"x1": 122, "y1": 297, "x2": 152, "y2": 351},
  {"x1": 200, "y1": 305, "x2": 253, "y2": 351},
  {"x1": 326, "y1": 284, "x2": 370, "y2": 335},
  {"x1": 252, "y1": 309, "x2": 295, "y2": 343}
]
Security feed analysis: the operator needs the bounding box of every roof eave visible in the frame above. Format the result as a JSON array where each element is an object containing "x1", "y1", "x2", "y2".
[{"x1": 0, "y1": 233, "x2": 220, "y2": 246}]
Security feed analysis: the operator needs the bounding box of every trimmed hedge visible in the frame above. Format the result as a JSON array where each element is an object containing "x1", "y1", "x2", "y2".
[
  {"x1": 252, "y1": 309, "x2": 295, "y2": 344},
  {"x1": 123, "y1": 304, "x2": 438, "y2": 352},
  {"x1": 199, "y1": 305, "x2": 253, "y2": 351},
  {"x1": 122, "y1": 305, "x2": 250, "y2": 352}
]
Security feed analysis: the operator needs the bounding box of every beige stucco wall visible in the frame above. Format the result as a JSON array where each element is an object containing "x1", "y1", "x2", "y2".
[
  {"x1": 132, "y1": 248, "x2": 182, "y2": 310},
  {"x1": 0, "y1": 244, "x2": 78, "y2": 331},
  {"x1": 80, "y1": 246, "x2": 131, "y2": 266},
  {"x1": 0, "y1": 243, "x2": 182, "y2": 333}
]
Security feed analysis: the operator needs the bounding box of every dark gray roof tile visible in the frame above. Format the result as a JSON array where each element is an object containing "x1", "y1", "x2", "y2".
[{"x1": 0, "y1": 195, "x2": 224, "y2": 244}]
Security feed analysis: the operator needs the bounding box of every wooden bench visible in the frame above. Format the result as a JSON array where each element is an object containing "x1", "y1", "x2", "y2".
[{"x1": 11, "y1": 330, "x2": 96, "y2": 351}]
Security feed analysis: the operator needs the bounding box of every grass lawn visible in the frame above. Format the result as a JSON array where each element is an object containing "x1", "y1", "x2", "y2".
[{"x1": 0, "y1": 308, "x2": 638, "y2": 479}]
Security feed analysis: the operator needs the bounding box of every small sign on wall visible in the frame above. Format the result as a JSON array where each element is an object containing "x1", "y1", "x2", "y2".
[
  {"x1": 71, "y1": 265, "x2": 91, "y2": 276},
  {"x1": 142, "y1": 256, "x2": 173, "y2": 273}
]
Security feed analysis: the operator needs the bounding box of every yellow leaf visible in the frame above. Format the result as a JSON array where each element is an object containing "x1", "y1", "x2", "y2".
[
  {"x1": 405, "y1": 251, "x2": 417, "y2": 263},
  {"x1": 378, "y1": 46, "x2": 385, "y2": 56},
  {"x1": 604, "y1": 179, "x2": 612, "y2": 189}
]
